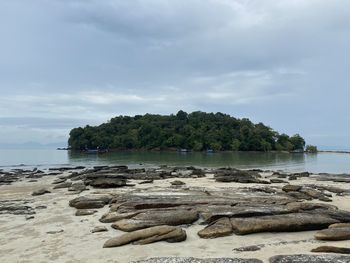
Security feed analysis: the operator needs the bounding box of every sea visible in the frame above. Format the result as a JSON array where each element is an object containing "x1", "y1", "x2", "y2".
[{"x1": 0, "y1": 149, "x2": 350, "y2": 174}]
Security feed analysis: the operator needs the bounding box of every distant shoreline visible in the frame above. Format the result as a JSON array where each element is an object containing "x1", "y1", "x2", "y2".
[{"x1": 318, "y1": 150, "x2": 350, "y2": 154}]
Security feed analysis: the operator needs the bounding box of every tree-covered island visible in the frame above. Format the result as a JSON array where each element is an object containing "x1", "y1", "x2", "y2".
[{"x1": 68, "y1": 111, "x2": 307, "y2": 152}]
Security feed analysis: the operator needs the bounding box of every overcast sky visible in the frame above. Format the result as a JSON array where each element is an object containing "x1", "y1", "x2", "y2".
[{"x1": 0, "y1": 0, "x2": 349, "y2": 148}]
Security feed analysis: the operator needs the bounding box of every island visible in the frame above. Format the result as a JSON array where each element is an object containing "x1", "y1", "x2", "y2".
[{"x1": 68, "y1": 111, "x2": 308, "y2": 152}]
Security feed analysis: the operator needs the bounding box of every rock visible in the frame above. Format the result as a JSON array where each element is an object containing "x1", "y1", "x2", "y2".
[
  {"x1": 69, "y1": 195, "x2": 112, "y2": 209},
  {"x1": 111, "y1": 210, "x2": 199, "y2": 232},
  {"x1": 286, "y1": 191, "x2": 313, "y2": 200},
  {"x1": 89, "y1": 178, "x2": 128, "y2": 188},
  {"x1": 288, "y1": 175, "x2": 297, "y2": 180},
  {"x1": 91, "y1": 226, "x2": 108, "y2": 233},
  {"x1": 315, "y1": 227, "x2": 350, "y2": 240},
  {"x1": 53, "y1": 182, "x2": 72, "y2": 189},
  {"x1": 25, "y1": 215, "x2": 35, "y2": 220},
  {"x1": 68, "y1": 182, "x2": 87, "y2": 192},
  {"x1": 270, "y1": 179, "x2": 287, "y2": 184},
  {"x1": 133, "y1": 258, "x2": 263, "y2": 263},
  {"x1": 329, "y1": 223, "x2": 350, "y2": 228},
  {"x1": 100, "y1": 212, "x2": 139, "y2": 223},
  {"x1": 198, "y1": 217, "x2": 233, "y2": 238},
  {"x1": 233, "y1": 245, "x2": 262, "y2": 252},
  {"x1": 269, "y1": 254, "x2": 350, "y2": 263},
  {"x1": 32, "y1": 188, "x2": 51, "y2": 196},
  {"x1": 214, "y1": 169, "x2": 268, "y2": 184},
  {"x1": 230, "y1": 213, "x2": 338, "y2": 235},
  {"x1": 282, "y1": 185, "x2": 302, "y2": 192},
  {"x1": 75, "y1": 209, "x2": 97, "y2": 216},
  {"x1": 300, "y1": 188, "x2": 332, "y2": 202},
  {"x1": 46, "y1": 230, "x2": 64, "y2": 234},
  {"x1": 139, "y1": 180, "x2": 154, "y2": 184},
  {"x1": 103, "y1": 225, "x2": 186, "y2": 247},
  {"x1": 311, "y1": 246, "x2": 350, "y2": 254},
  {"x1": 52, "y1": 178, "x2": 66, "y2": 184},
  {"x1": 171, "y1": 180, "x2": 186, "y2": 186}
]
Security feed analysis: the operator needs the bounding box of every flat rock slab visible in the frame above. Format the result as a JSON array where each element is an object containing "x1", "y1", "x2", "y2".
[
  {"x1": 230, "y1": 213, "x2": 338, "y2": 235},
  {"x1": 315, "y1": 227, "x2": 350, "y2": 240},
  {"x1": 111, "y1": 210, "x2": 199, "y2": 232},
  {"x1": 198, "y1": 217, "x2": 233, "y2": 238},
  {"x1": 311, "y1": 246, "x2": 350, "y2": 254},
  {"x1": 103, "y1": 225, "x2": 186, "y2": 247},
  {"x1": 269, "y1": 254, "x2": 350, "y2": 263},
  {"x1": 133, "y1": 258, "x2": 263, "y2": 263}
]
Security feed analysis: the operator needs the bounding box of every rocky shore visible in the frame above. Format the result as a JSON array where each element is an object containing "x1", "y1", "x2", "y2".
[{"x1": 1, "y1": 165, "x2": 350, "y2": 262}]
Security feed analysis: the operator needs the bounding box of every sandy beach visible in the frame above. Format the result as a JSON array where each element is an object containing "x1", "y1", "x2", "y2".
[{"x1": 1, "y1": 167, "x2": 350, "y2": 263}]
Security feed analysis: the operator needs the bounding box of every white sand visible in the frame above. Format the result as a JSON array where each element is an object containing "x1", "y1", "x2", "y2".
[{"x1": 0, "y1": 173, "x2": 350, "y2": 263}]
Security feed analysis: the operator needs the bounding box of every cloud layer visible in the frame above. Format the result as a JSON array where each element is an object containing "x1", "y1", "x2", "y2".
[{"x1": 0, "y1": 0, "x2": 350, "y2": 147}]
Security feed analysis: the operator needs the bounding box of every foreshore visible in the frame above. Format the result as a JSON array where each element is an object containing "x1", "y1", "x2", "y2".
[{"x1": 1, "y1": 165, "x2": 350, "y2": 263}]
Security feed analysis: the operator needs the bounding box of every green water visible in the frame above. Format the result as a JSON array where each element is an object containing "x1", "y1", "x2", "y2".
[{"x1": 0, "y1": 149, "x2": 350, "y2": 173}]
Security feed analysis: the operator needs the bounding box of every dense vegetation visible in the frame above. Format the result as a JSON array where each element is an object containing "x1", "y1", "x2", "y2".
[{"x1": 68, "y1": 111, "x2": 306, "y2": 152}]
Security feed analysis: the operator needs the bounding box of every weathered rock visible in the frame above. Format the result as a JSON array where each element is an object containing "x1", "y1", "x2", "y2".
[
  {"x1": 91, "y1": 226, "x2": 108, "y2": 233},
  {"x1": 75, "y1": 209, "x2": 97, "y2": 216},
  {"x1": 89, "y1": 177, "x2": 128, "y2": 188},
  {"x1": 68, "y1": 182, "x2": 87, "y2": 192},
  {"x1": 230, "y1": 213, "x2": 338, "y2": 235},
  {"x1": 100, "y1": 212, "x2": 139, "y2": 223},
  {"x1": 311, "y1": 246, "x2": 350, "y2": 254},
  {"x1": 103, "y1": 225, "x2": 186, "y2": 247},
  {"x1": 32, "y1": 188, "x2": 51, "y2": 196},
  {"x1": 286, "y1": 191, "x2": 313, "y2": 200},
  {"x1": 269, "y1": 254, "x2": 350, "y2": 263},
  {"x1": 52, "y1": 178, "x2": 66, "y2": 184},
  {"x1": 282, "y1": 185, "x2": 302, "y2": 192},
  {"x1": 233, "y1": 245, "x2": 262, "y2": 252},
  {"x1": 139, "y1": 180, "x2": 154, "y2": 184},
  {"x1": 270, "y1": 179, "x2": 288, "y2": 184},
  {"x1": 214, "y1": 169, "x2": 269, "y2": 184},
  {"x1": 69, "y1": 195, "x2": 112, "y2": 209},
  {"x1": 300, "y1": 188, "x2": 332, "y2": 202},
  {"x1": 198, "y1": 217, "x2": 233, "y2": 238},
  {"x1": 111, "y1": 210, "x2": 198, "y2": 232},
  {"x1": 329, "y1": 223, "x2": 350, "y2": 229},
  {"x1": 315, "y1": 227, "x2": 350, "y2": 240},
  {"x1": 171, "y1": 180, "x2": 186, "y2": 186},
  {"x1": 133, "y1": 258, "x2": 263, "y2": 263},
  {"x1": 53, "y1": 182, "x2": 72, "y2": 189}
]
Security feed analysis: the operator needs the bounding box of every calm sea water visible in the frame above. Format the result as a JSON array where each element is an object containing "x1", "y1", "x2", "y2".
[{"x1": 0, "y1": 149, "x2": 350, "y2": 173}]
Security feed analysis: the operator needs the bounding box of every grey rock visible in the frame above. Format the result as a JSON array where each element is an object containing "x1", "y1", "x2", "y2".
[
  {"x1": 269, "y1": 254, "x2": 350, "y2": 263},
  {"x1": 32, "y1": 188, "x2": 51, "y2": 196},
  {"x1": 91, "y1": 226, "x2": 108, "y2": 233}
]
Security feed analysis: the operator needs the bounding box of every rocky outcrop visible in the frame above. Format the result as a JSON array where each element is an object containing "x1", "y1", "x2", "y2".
[
  {"x1": 75, "y1": 209, "x2": 97, "y2": 216},
  {"x1": 214, "y1": 169, "x2": 269, "y2": 184},
  {"x1": 103, "y1": 225, "x2": 186, "y2": 247}
]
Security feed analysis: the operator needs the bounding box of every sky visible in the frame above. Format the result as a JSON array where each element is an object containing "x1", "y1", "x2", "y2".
[{"x1": 0, "y1": 0, "x2": 350, "y2": 149}]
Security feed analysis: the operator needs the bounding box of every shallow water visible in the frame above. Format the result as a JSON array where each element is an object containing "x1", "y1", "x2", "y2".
[{"x1": 0, "y1": 149, "x2": 349, "y2": 173}]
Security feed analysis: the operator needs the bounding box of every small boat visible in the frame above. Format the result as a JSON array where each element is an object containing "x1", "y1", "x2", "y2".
[
  {"x1": 206, "y1": 149, "x2": 214, "y2": 153},
  {"x1": 178, "y1": 148, "x2": 190, "y2": 153}
]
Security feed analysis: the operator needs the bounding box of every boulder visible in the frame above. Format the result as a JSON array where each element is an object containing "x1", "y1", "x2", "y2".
[
  {"x1": 100, "y1": 212, "x2": 139, "y2": 223},
  {"x1": 171, "y1": 180, "x2": 186, "y2": 186},
  {"x1": 315, "y1": 227, "x2": 350, "y2": 240},
  {"x1": 230, "y1": 213, "x2": 338, "y2": 235},
  {"x1": 311, "y1": 246, "x2": 350, "y2": 254},
  {"x1": 89, "y1": 178, "x2": 128, "y2": 188},
  {"x1": 103, "y1": 225, "x2": 186, "y2": 247},
  {"x1": 198, "y1": 217, "x2": 233, "y2": 238},
  {"x1": 329, "y1": 223, "x2": 350, "y2": 229},
  {"x1": 111, "y1": 209, "x2": 198, "y2": 232},
  {"x1": 69, "y1": 195, "x2": 112, "y2": 209}
]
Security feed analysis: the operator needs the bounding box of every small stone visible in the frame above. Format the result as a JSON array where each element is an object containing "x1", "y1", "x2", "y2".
[
  {"x1": 311, "y1": 246, "x2": 350, "y2": 254},
  {"x1": 32, "y1": 188, "x2": 51, "y2": 196},
  {"x1": 91, "y1": 226, "x2": 108, "y2": 233}
]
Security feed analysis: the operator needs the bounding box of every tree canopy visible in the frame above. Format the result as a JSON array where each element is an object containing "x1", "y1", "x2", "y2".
[{"x1": 68, "y1": 111, "x2": 306, "y2": 152}]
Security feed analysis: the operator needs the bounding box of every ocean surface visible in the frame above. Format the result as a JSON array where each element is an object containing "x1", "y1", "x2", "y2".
[{"x1": 0, "y1": 149, "x2": 350, "y2": 174}]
